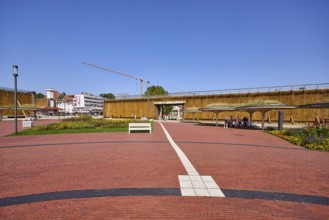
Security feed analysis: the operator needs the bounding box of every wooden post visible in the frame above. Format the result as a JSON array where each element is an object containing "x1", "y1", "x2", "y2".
[
  {"x1": 290, "y1": 115, "x2": 294, "y2": 124},
  {"x1": 215, "y1": 112, "x2": 219, "y2": 126},
  {"x1": 316, "y1": 116, "x2": 320, "y2": 124}
]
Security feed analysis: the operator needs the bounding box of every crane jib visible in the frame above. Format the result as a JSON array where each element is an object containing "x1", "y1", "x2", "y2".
[{"x1": 82, "y1": 62, "x2": 145, "y2": 96}]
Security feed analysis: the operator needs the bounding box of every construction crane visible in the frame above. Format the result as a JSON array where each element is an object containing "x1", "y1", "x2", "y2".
[{"x1": 82, "y1": 62, "x2": 144, "y2": 97}]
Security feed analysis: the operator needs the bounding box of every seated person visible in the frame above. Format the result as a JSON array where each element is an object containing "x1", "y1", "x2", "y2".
[
  {"x1": 242, "y1": 116, "x2": 248, "y2": 127},
  {"x1": 228, "y1": 116, "x2": 233, "y2": 128},
  {"x1": 235, "y1": 116, "x2": 241, "y2": 128}
]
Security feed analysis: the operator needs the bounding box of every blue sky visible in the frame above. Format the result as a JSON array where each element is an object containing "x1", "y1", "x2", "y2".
[{"x1": 1, "y1": 0, "x2": 328, "y2": 96}]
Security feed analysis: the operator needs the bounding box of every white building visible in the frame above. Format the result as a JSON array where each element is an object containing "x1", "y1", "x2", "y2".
[
  {"x1": 46, "y1": 88, "x2": 56, "y2": 108},
  {"x1": 73, "y1": 92, "x2": 103, "y2": 114},
  {"x1": 43, "y1": 89, "x2": 103, "y2": 115},
  {"x1": 57, "y1": 95, "x2": 74, "y2": 114}
]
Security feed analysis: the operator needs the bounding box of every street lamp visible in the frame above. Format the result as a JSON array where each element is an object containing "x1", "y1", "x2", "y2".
[
  {"x1": 13, "y1": 65, "x2": 18, "y2": 134},
  {"x1": 146, "y1": 81, "x2": 150, "y2": 119}
]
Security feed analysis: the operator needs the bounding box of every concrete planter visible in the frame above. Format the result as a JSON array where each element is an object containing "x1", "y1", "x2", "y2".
[{"x1": 22, "y1": 120, "x2": 33, "y2": 128}]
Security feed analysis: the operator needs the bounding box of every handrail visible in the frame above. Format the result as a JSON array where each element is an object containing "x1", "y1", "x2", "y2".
[
  {"x1": 2, "y1": 83, "x2": 328, "y2": 100},
  {"x1": 0, "y1": 87, "x2": 34, "y2": 93},
  {"x1": 115, "y1": 83, "x2": 329, "y2": 99}
]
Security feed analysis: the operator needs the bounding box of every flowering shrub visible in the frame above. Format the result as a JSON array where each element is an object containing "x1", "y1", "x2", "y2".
[
  {"x1": 14, "y1": 117, "x2": 153, "y2": 136},
  {"x1": 266, "y1": 124, "x2": 329, "y2": 151}
]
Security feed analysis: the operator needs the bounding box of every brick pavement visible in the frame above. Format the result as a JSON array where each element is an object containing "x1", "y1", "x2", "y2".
[
  {"x1": 0, "y1": 120, "x2": 328, "y2": 219},
  {"x1": 0, "y1": 119, "x2": 60, "y2": 137},
  {"x1": 163, "y1": 123, "x2": 329, "y2": 198}
]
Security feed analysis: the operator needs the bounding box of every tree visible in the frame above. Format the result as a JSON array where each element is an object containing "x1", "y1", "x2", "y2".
[
  {"x1": 144, "y1": 85, "x2": 168, "y2": 96},
  {"x1": 56, "y1": 92, "x2": 66, "y2": 105},
  {"x1": 100, "y1": 93, "x2": 115, "y2": 99},
  {"x1": 145, "y1": 85, "x2": 172, "y2": 114},
  {"x1": 36, "y1": 93, "x2": 45, "y2": 99},
  {"x1": 58, "y1": 92, "x2": 65, "y2": 101},
  {"x1": 54, "y1": 91, "x2": 66, "y2": 101}
]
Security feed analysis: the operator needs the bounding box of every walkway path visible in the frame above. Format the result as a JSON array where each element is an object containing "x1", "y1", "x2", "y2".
[{"x1": 0, "y1": 120, "x2": 328, "y2": 219}]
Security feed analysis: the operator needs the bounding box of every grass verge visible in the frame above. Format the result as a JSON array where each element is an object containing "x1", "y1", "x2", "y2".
[{"x1": 8, "y1": 127, "x2": 128, "y2": 136}]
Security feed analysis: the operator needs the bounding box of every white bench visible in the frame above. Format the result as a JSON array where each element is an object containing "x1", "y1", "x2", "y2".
[{"x1": 128, "y1": 123, "x2": 152, "y2": 134}]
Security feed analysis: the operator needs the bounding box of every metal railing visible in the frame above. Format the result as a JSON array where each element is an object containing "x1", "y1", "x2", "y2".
[
  {"x1": 2, "y1": 83, "x2": 328, "y2": 100},
  {"x1": 0, "y1": 87, "x2": 34, "y2": 93},
  {"x1": 115, "y1": 83, "x2": 329, "y2": 100}
]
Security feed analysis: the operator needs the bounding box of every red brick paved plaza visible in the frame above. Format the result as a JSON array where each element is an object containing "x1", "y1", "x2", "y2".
[{"x1": 0, "y1": 120, "x2": 328, "y2": 219}]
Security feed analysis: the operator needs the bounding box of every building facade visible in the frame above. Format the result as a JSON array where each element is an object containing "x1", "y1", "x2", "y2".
[
  {"x1": 104, "y1": 88, "x2": 329, "y2": 122},
  {"x1": 73, "y1": 92, "x2": 103, "y2": 114},
  {"x1": 57, "y1": 95, "x2": 74, "y2": 114}
]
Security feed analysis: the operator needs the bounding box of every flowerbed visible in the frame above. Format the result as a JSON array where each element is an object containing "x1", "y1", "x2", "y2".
[
  {"x1": 266, "y1": 125, "x2": 329, "y2": 151},
  {"x1": 12, "y1": 116, "x2": 153, "y2": 136}
]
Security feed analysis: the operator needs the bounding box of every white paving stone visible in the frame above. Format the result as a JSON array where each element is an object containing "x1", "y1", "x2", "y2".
[
  {"x1": 201, "y1": 176, "x2": 214, "y2": 182},
  {"x1": 180, "y1": 180, "x2": 193, "y2": 188},
  {"x1": 204, "y1": 181, "x2": 220, "y2": 189},
  {"x1": 208, "y1": 189, "x2": 225, "y2": 197},
  {"x1": 181, "y1": 188, "x2": 196, "y2": 196},
  {"x1": 195, "y1": 189, "x2": 210, "y2": 196},
  {"x1": 188, "y1": 171, "x2": 199, "y2": 176},
  {"x1": 184, "y1": 164, "x2": 194, "y2": 169},
  {"x1": 178, "y1": 175, "x2": 190, "y2": 182},
  {"x1": 190, "y1": 175, "x2": 203, "y2": 182},
  {"x1": 191, "y1": 181, "x2": 206, "y2": 189},
  {"x1": 186, "y1": 169, "x2": 199, "y2": 176}
]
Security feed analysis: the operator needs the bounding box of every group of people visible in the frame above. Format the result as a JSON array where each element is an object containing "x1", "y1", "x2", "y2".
[{"x1": 224, "y1": 116, "x2": 249, "y2": 128}]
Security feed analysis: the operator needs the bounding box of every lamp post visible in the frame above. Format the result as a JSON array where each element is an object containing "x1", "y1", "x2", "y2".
[
  {"x1": 13, "y1": 65, "x2": 18, "y2": 134},
  {"x1": 146, "y1": 81, "x2": 150, "y2": 119}
]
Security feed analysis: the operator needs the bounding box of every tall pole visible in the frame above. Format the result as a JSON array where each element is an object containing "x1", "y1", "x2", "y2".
[
  {"x1": 140, "y1": 80, "x2": 143, "y2": 97},
  {"x1": 13, "y1": 65, "x2": 18, "y2": 134},
  {"x1": 146, "y1": 81, "x2": 150, "y2": 119},
  {"x1": 278, "y1": 110, "x2": 283, "y2": 131}
]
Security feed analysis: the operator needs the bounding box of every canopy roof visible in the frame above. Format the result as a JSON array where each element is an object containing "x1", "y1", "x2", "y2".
[
  {"x1": 184, "y1": 107, "x2": 201, "y2": 113},
  {"x1": 197, "y1": 98, "x2": 297, "y2": 113},
  {"x1": 198, "y1": 103, "x2": 237, "y2": 113},
  {"x1": 199, "y1": 106, "x2": 236, "y2": 112},
  {"x1": 197, "y1": 102, "x2": 296, "y2": 129},
  {"x1": 236, "y1": 104, "x2": 296, "y2": 113},
  {"x1": 298, "y1": 101, "x2": 329, "y2": 109},
  {"x1": 198, "y1": 103, "x2": 295, "y2": 113}
]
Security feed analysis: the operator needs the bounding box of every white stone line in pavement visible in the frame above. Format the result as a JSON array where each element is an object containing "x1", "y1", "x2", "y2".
[
  {"x1": 158, "y1": 122, "x2": 199, "y2": 176},
  {"x1": 158, "y1": 122, "x2": 225, "y2": 197}
]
